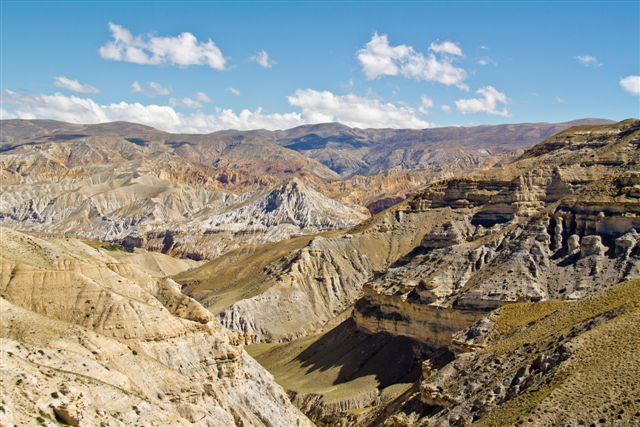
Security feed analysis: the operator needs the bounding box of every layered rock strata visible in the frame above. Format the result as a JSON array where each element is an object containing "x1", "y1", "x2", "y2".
[{"x1": 0, "y1": 228, "x2": 311, "y2": 426}]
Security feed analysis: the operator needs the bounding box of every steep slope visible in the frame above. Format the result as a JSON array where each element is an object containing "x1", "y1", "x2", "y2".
[
  {"x1": 186, "y1": 204, "x2": 450, "y2": 342},
  {"x1": 188, "y1": 178, "x2": 368, "y2": 234},
  {"x1": 369, "y1": 278, "x2": 640, "y2": 426},
  {"x1": 0, "y1": 227, "x2": 311, "y2": 426},
  {"x1": 247, "y1": 317, "x2": 441, "y2": 427},
  {"x1": 353, "y1": 119, "x2": 640, "y2": 341}
]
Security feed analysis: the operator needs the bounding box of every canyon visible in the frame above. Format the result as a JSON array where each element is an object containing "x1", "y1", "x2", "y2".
[
  {"x1": 186, "y1": 119, "x2": 640, "y2": 424},
  {"x1": 1, "y1": 118, "x2": 638, "y2": 426}
]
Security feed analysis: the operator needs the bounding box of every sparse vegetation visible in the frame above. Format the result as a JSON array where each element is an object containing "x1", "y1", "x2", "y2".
[{"x1": 82, "y1": 239, "x2": 134, "y2": 253}]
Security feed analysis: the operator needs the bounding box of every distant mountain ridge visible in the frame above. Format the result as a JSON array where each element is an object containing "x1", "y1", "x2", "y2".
[
  {"x1": 0, "y1": 117, "x2": 615, "y2": 259},
  {"x1": 1, "y1": 118, "x2": 613, "y2": 177}
]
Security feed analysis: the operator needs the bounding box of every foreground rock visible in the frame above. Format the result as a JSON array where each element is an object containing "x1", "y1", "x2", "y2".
[
  {"x1": 0, "y1": 228, "x2": 311, "y2": 426},
  {"x1": 366, "y1": 278, "x2": 640, "y2": 426}
]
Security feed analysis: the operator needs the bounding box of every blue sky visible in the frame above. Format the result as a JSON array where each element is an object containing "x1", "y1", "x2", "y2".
[{"x1": 1, "y1": 1, "x2": 638, "y2": 132}]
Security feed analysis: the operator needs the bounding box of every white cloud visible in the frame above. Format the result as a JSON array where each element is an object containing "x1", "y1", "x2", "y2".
[
  {"x1": 250, "y1": 49, "x2": 275, "y2": 68},
  {"x1": 53, "y1": 76, "x2": 99, "y2": 94},
  {"x1": 227, "y1": 87, "x2": 241, "y2": 96},
  {"x1": 1, "y1": 89, "x2": 431, "y2": 132},
  {"x1": 441, "y1": 104, "x2": 452, "y2": 113},
  {"x1": 0, "y1": 90, "x2": 298, "y2": 132},
  {"x1": 131, "y1": 81, "x2": 171, "y2": 96},
  {"x1": 477, "y1": 57, "x2": 496, "y2": 66},
  {"x1": 195, "y1": 92, "x2": 211, "y2": 103},
  {"x1": 287, "y1": 89, "x2": 429, "y2": 128},
  {"x1": 556, "y1": 96, "x2": 566, "y2": 104},
  {"x1": 619, "y1": 75, "x2": 640, "y2": 96},
  {"x1": 0, "y1": 107, "x2": 16, "y2": 119},
  {"x1": 148, "y1": 82, "x2": 171, "y2": 96},
  {"x1": 429, "y1": 41, "x2": 463, "y2": 56},
  {"x1": 99, "y1": 22, "x2": 226, "y2": 70},
  {"x1": 419, "y1": 96, "x2": 434, "y2": 114},
  {"x1": 575, "y1": 55, "x2": 601, "y2": 67},
  {"x1": 455, "y1": 86, "x2": 509, "y2": 116},
  {"x1": 170, "y1": 92, "x2": 212, "y2": 109},
  {"x1": 356, "y1": 33, "x2": 467, "y2": 89}
]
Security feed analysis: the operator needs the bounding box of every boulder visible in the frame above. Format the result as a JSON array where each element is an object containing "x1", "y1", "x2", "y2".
[
  {"x1": 567, "y1": 234, "x2": 581, "y2": 254},
  {"x1": 580, "y1": 235, "x2": 607, "y2": 257},
  {"x1": 615, "y1": 232, "x2": 638, "y2": 257}
]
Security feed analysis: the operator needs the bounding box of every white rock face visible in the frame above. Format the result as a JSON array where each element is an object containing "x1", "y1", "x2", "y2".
[
  {"x1": 0, "y1": 171, "x2": 367, "y2": 259},
  {"x1": 195, "y1": 178, "x2": 368, "y2": 234},
  {"x1": 615, "y1": 231, "x2": 638, "y2": 256}
]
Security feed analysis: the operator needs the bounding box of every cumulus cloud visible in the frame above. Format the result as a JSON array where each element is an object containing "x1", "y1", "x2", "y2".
[
  {"x1": 455, "y1": 86, "x2": 509, "y2": 116},
  {"x1": 170, "y1": 91, "x2": 212, "y2": 109},
  {"x1": 99, "y1": 22, "x2": 226, "y2": 70},
  {"x1": 54, "y1": 76, "x2": 99, "y2": 94},
  {"x1": 131, "y1": 81, "x2": 172, "y2": 96},
  {"x1": 356, "y1": 33, "x2": 467, "y2": 89},
  {"x1": 441, "y1": 104, "x2": 452, "y2": 113},
  {"x1": 0, "y1": 90, "x2": 299, "y2": 132},
  {"x1": 619, "y1": 75, "x2": 640, "y2": 96},
  {"x1": 1, "y1": 89, "x2": 431, "y2": 132},
  {"x1": 418, "y1": 96, "x2": 434, "y2": 114},
  {"x1": 429, "y1": 41, "x2": 463, "y2": 56},
  {"x1": 250, "y1": 50, "x2": 275, "y2": 68},
  {"x1": 575, "y1": 55, "x2": 601, "y2": 67},
  {"x1": 227, "y1": 87, "x2": 241, "y2": 96},
  {"x1": 287, "y1": 89, "x2": 429, "y2": 128}
]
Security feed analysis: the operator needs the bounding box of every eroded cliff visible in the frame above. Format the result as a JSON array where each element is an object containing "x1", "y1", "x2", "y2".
[{"x1": 0, "y1": 228, "x2": 311, "y2": 426}]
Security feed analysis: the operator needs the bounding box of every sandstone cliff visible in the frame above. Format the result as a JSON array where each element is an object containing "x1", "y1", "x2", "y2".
[
  {"x1": 368, "y1": 278, "x2": 640, "y2": 426},
  {"x1": 351, "y1": 120, "x2": 640, "y2": 352}
]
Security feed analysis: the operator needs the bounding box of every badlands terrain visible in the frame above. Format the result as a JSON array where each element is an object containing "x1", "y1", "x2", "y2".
[
  {"x1": 0, "y1": 118, "x2": 605, "y2": 259},
  {"x1": 1, "y1": 118, "x2": 639, "y2": 426}
]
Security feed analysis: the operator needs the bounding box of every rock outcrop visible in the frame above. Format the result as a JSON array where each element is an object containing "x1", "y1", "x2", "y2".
[
  {"x1": 368, "y1": 278, "x2": 640, "y2": 426},
  {"x1": 0, "y1": 228, "x2": 311, "y2": 426},
  {"x1": 351, "y1": 120, "x2": 640, "y2": 350}
]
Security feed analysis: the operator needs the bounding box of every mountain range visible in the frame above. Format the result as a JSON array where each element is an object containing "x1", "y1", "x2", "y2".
[{"x1": 0, "y1": 118, "x2": 611, "y2": 259}]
